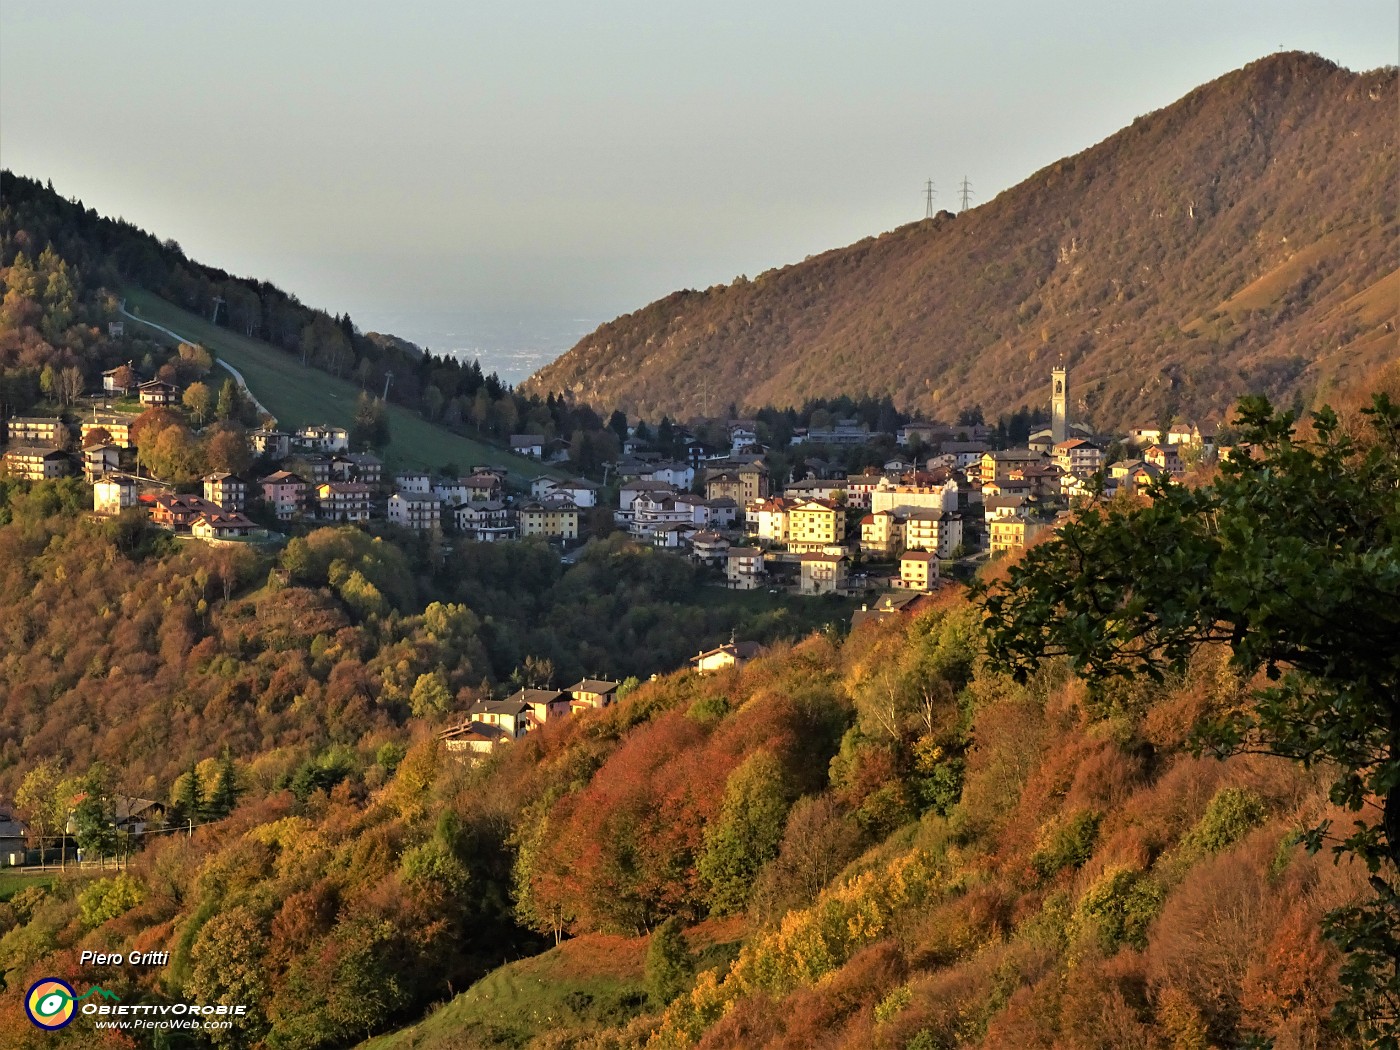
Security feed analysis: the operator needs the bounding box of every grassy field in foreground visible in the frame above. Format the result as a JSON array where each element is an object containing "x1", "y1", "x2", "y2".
[
  {"x1": 122, "y1": 288, "x2": 561, "y2": 483},
  {"x1": 360, "y1": 920, "x2": 745, "y2": 1050},
  {"x1": 0, "y1": 870, "x2": 56, "y2": 902},
  {"x1": 359, "y1": 934, "x2": 650, "y2": 1050}
]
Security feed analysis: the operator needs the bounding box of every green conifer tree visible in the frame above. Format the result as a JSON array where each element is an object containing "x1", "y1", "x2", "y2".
[
  {"x1": 208, "y1": 749, "x2": 239, "y2": 819},
  {"x1": 173, "y1": 761, "x2": 204, "y2": 826},
  {"x1": 215, "y1": 378, "x2": 240, "y2": 421}
]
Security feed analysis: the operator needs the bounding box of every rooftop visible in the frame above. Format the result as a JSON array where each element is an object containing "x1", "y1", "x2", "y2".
[
  {"x1": 569, "y1": 679, "x2": 620, "y2": 695},
  {"x1": 691, "y1": 640, "x2": 762, "y2": 663}
]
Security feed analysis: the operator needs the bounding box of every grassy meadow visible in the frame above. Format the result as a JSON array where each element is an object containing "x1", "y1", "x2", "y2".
[{"x1": 122, "y1": 288, "x2": 561, "y2": 483}]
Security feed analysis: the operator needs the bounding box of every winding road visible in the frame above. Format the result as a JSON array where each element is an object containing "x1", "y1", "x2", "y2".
[{"x1": 117, "y1": 301, "x2": 277, "y2": 423}]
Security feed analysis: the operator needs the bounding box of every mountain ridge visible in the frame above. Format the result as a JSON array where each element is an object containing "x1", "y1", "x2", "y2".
[{"x1": 524, "y1": 52, "x2": 1398, "y2": 430}]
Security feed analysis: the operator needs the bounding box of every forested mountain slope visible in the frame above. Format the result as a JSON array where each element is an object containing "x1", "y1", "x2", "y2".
[
  {"x1": 3, "y1": 355, "x2": 1396, "y2": 1049},
  {"x1": 525, "y1": 52, "x2": 1398, "y2": 431},
  {"x1": 1, "y1": 553, "x2": 1369, "y2": 1050}
]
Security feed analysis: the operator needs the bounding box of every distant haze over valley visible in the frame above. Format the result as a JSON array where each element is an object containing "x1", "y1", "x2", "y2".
[{"x1": 359, "y1": 309, "x2": 601, "y2": 388}]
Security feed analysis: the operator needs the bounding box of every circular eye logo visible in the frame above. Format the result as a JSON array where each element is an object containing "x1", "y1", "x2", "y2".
[{"x1": 26, "y1": 978, "x2": 77, "y2": 1029}]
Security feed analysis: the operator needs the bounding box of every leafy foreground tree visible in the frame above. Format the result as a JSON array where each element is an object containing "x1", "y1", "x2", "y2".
[
  {"x1": 980, "y1": 395, "x2": 1400, "y2": 1044},
  {"x1": 646, "y1": 917, "x2": 695, "y2": 1008}
]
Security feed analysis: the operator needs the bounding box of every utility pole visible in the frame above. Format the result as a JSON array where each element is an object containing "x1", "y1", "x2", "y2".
[
  {"x1": 382, "y1": 370, "x2": 395, "y2": 402},
  {"x1": 959, "y1": 177, "x2": 974, "y2": 214},
  {"x1": 924, "y1": 178, "x2": 936, "y2": 218}
]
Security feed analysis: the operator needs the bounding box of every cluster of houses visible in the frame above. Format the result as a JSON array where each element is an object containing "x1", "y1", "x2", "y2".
[
  {"x1": 431, "y1": 370, "x2": 1225, "y2": 762},
  {"x1": 0, "y1": 795, "x2": 168, "y2": 868},
  {"x1": 221, "y1": 423, "x2": 609, "y2": 543},
  {"x1": 6, "y1": 364, "x2": 1224, "y2": 569},
  {"x1": 79, "y1": 422, "x2": 385, "y2": 542},
  {"x1": 438, "y1": 641, "x2": 770, "y2": 758},
  {"x1": 438, "y1": 678, "x2": 623, "y2": 756},
  {"x1": 4, "y1": 358, "x2": 210, "y2": 467},
  {"x1": 588, "y1": 366, "x2": 1221, "y2": 597},
  {"x1": 0, "y1": 394, "x2": 606, "y2": 545},
  {"x1": 604, "y1": 446, "x2": 985, "y2": 596},
  {"x1": 439, "y1": 596, "x2": 960, "y2": 764},
  {"x1": 0, "y1": 403, "x2": 589, "y2": 544},
  {"x1": 0, "y1": 366, "x2": 199, "y2": 486}
]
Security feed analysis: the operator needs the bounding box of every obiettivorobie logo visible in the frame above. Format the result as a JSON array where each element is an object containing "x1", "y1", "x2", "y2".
[
  {"x1": 25, "y1": 979, "x2": 118, "y2": 1029},
  {"x1": 24, "y1": 978, "x2": 245, "y2": 1032}
]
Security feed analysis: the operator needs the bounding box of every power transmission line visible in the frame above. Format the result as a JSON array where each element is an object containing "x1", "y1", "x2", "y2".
[
  {"x1": 924, "y1": 178, "x2": 936, "y2": 219},
  {"x1": 959, "y1": 176, "x2": 974, "y2": 213}
]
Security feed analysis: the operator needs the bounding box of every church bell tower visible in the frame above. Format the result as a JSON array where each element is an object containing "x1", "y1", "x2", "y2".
[{"x1": 1051, "y1": 365, "x2": 1068, "y2": 445}]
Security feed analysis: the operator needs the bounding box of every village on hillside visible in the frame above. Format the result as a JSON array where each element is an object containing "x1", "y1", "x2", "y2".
[
  {"x1": 2, "y1": 347, "x2": 1229, "y2": 779},
  {"x1": 2, "y1": 354, "x2": 1226, "y2": 578},
  {"x1": 416, "y1": 364, "x2": 1234, "y2": 757}
]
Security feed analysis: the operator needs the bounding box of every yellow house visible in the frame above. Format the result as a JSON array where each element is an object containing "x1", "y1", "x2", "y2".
[
  {"x1": 568, "y1": 679, "x2": 620, "y2": 711},
  {"x1": 1143, "y1": 444, "x2": 1185, "y2": 476},
  {"x1": 5, "y1": 416, "x2": 64, "y2": 445},
  {"x1": 744, "y1": 496, "x2": 790, "y2": 545},
  {"x1": 81, "y1": 415, "x2": 134, "y2": 449},
  {"x1": 1053, "y1": 439, "x2": 1103, "y2": 477},
  {"x1": 990, "y1": 518, "x2": 1051, "y2": 555},
  {"x1": 2, "y1": 446, "x2": 70, "y2": 480},
  {"x1": 799, "y1": 553, "x2": 847, "y2": 596},
  {"x1": 518, "y1": 500, "x2": 580, "y2": 540},
  {"x1": 787, "y1": 498, "x2": 847, "y2": 554},
  {"x1": 979, "y1": 449, "x2": 1046, "y2": 484},
  {"x1": 895, "y1": 550, "x2": 939, "y2": 592}
]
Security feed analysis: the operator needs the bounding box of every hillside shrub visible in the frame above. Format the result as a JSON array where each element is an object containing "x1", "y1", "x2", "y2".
[
  {"x1": 874, "y1": 982, "x2": 912, "y2": 1023},
  {"x1": 646, "y1": 918, "x2": 694, "y2": 1007},
  {"x1": 78, "y1": 874, "x2": 146, "y2": 929},
  {"x1": 650, "y1": 848, "x2": 945, "y2": 1047},
  {"x1": 1030, "y1": 810, "x2": 1102, "y2": 880},
  {"x1": 1178, "y1": 787, "x2": 1266, "y2": 857},
  {"x1": 1070, "y1": 866, "x2": 1164, "y2": 953}
]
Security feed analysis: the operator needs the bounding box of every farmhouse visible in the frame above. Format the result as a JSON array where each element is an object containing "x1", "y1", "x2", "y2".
[
  {"x1": 138, "y1": 380, "x2": 179, "y2": 406},
  {"x1": 191, "y1": 511, "x2": 257, "y2": 541},
  {"x1": 690, "y1": 640, "x2": 762, "y2": 674}
]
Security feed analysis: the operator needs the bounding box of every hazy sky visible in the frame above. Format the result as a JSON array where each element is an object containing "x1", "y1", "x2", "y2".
[{"x1": 2, "y1": 1, "x2": 1396, "y2": 332}]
